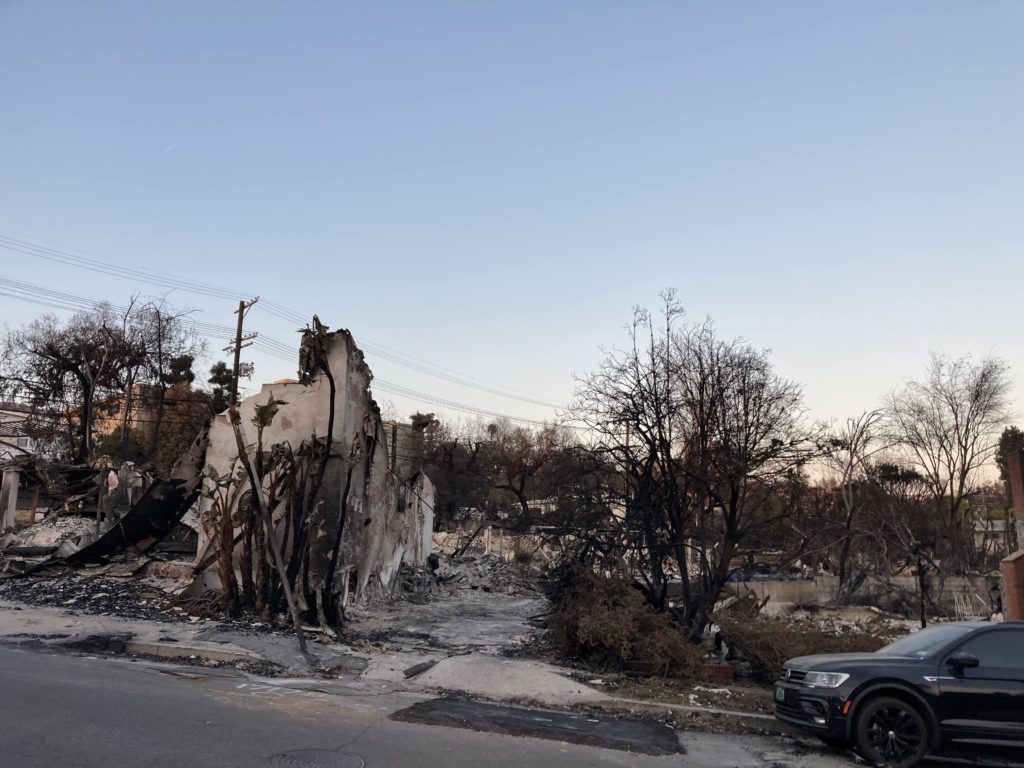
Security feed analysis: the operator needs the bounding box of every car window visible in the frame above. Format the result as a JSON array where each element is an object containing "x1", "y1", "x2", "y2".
[
  {"x1": 879, "y1": 625, "x2": 975, "y2": 657},
  {"x1": 952, "y1": 630, "x2": 1024, "y2": 677}
]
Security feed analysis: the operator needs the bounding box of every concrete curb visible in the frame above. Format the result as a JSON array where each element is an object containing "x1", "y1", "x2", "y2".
[
  {"x1": 123, "y1": 640, "x2": 261, "y2": 665},
  {"x1": 591, "y1": 696, "x2": 805, "y2": 738}
]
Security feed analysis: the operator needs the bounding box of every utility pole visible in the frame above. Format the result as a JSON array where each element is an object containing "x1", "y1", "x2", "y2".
[
  {"x1": 225, "y1": 298, "x2": 259, "y2": 406},
  {"x1": 222, "y1": 296, "x2": 313, "y2": 663}
]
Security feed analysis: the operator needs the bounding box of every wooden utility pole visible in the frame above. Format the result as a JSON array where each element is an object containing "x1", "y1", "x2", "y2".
[
  {"x1": 221, "y1": 297, "x2": 313, "y2": 663},
  {"x1": 226, "y1": 298, "x2": 259, "y2": 406}
]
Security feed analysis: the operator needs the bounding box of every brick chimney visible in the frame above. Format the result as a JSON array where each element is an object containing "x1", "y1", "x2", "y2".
[{"x1": 1000, "y1": 449, "x2": 1024, "y2": 620}]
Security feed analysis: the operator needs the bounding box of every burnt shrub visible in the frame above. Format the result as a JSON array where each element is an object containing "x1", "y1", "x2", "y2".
[
  {"x1": 715, "y1": 614, "x2": 889, "y2": 683},
  {"x1": 545, "y1": 565, "x2": 702, "y2": 677}
]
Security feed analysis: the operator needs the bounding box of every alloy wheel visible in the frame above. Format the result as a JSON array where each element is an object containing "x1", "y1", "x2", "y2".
[{"x1": 856, "y1": 697, "x2": 928, "y2": 767}]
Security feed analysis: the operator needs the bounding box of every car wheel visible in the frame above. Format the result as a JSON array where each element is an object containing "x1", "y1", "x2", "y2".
[{"x1": 854, "y1": 696, "x2": 929, "y2": 767}]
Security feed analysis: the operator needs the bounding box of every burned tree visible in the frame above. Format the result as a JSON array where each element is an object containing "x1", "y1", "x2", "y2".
[
  {"x1": 0, "y1": 301, "x2": 205, "y2": 468},
  {"x1": 822, "y1": 410, "x2": 888, "y2": 597},
  {"x1": 572, "y1": 292, "x2": 821, "y2": 636},
  {"x1": 0, "y1": 308, "x2": 124, "y2": 463},
  {"x1": 672, "y1": 320, "x2": 821, "y2": 635},
  {"x1": 885, "y1": 353, "x2": 1011, "y2": 573},
  {"x1": 491, "y1": 421, "x2": 569, "y2": 525},
  {"x1": 571, "y1": 295, "x2": 689, "y2": 615}
]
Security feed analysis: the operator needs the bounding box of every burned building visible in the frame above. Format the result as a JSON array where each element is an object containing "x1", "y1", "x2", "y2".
[
  {"x1": 3, "y1": 322, "x2": 434, "y2": 631},
  {"x1": 188, "y1": 322, "x2": 434, "y2": 624}
]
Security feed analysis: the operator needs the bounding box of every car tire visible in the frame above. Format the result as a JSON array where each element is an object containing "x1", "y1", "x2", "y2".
[{"x1": 854, "y1": 695, "x2": 929, "y2": 768}]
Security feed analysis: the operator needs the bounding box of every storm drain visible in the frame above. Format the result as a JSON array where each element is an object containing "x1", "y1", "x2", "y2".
[{"x1": 268, "y1": 751, "x2": 364, "y2": 768}]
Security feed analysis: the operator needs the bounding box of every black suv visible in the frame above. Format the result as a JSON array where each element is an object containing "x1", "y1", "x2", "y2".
[{"x1": 774, "y1": 621, "x2": 1024, "y2": 767}]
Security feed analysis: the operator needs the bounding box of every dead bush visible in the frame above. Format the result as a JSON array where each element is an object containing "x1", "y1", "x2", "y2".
[
  {"x1": 545, "y1": 565, "x2": 702, "y2": 677},
  {"x1": 512, "y1": 538, "x2": 535, "y2": 564},
  {"x1": 715, "y1": 614, "x2": 888, "y2": 683}
]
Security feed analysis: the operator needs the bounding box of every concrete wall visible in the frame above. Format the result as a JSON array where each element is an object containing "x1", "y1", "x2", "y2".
[
  {"x1": 726, "y1": 573, "x2": 999, "y2": 614},
  {"x1": 196, "y1": 328, "x2": 433, "y2": 609}
]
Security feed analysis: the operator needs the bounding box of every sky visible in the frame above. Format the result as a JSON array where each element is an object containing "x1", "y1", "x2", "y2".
[{"x1": 0, "y1": 2, "x2": 1022, "y2": 429}]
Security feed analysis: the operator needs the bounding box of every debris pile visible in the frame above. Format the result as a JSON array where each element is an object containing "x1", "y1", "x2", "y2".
[
  {"x1": 0, "y1": 455, "x2": 149, "y2": 522},
  {"x1": 0, "y1": 568, "x2": 182, "y2": 622},
  {"x1": 713, "y1": 610, "x2": 895, "y2": 683},
  {"x1": 0, "y1": 558, "x2": 311, "y2": 639},
  {"x1": 1, "y1": 515, "x2": 98, "y2": 574},
  {"x1": 545, "y1": 566, "x2": 704, "y2": 678},
  {"x1": 3, "y1": 514, "x2": 95, "y2": 551},
  {"x1": 433, "y1": 552, "x2": 542, "y2": 595}
]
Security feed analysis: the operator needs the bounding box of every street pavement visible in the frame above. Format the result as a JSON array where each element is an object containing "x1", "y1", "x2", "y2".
[{"x1": 0, "y1": 644, "x2": 852, "y2": 768}]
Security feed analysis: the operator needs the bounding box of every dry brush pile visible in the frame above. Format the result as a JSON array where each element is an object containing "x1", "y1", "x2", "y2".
[
  {"x1": 714, "y1": 613, "x2": 890, "y2": 682},
  {"x1": 544, "y1": 566, "x2": 703, "y2": 678}
]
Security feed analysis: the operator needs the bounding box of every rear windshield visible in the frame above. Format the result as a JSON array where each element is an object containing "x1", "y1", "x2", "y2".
[{"x1": 878, "y1": 625, "x2": 975, "y2": 658}]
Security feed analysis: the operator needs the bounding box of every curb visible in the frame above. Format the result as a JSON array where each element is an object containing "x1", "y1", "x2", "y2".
[
  {"x1": 591, "y1": 696, "x2": 805, "y2": 737},
  {"x1": 124, "y1": 641, "x2": 261, "y2": 665}
]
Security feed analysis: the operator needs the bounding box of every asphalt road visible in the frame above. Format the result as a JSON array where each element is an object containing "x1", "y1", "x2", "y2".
[{"x1": 2, "y1": 643, "x2": 847, "y2": 768}]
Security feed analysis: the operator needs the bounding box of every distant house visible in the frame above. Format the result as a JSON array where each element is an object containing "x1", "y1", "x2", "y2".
[
  {"x1": 527, "y1": 497, "x2": 559, "y2": 517},
  {"x1": 969, "y1": 491, "x2": 1017, "y2": 560},
  {"x1": 0, "y1": 402, "x2": 34, "y2": 460}
]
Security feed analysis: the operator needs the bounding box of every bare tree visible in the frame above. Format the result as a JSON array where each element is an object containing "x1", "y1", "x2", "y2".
[
  {"x1": 136, "y1": 299, "x2": 205, "y2": 457},
  {"x1": 491, "y1": 421, "x2": 568, "y2": 524},
  {"x1": 0, "y1": 307, "x2": 127, "y2": 462},
  {"x1": 572, "y1": 293, "x2": 688, "y2": 614},
  {"x1": 672, "y1": 320, "x2": 822, "y2": 634},
  {"x1": 415, "y1": 417, "x2": 492, "y2": 525},
  {"x1": 885, "y1": 353, "x2": 1012, "y2": 572},
  {"x1": 572, "y1": 292, "x2": 822, "y2": 636},
  {"x1": 0, "y1": 301, "x2": 206, "y2": 467},
  {"x1": 822, "y1": 410, "x2": 888, "y2": 597}
]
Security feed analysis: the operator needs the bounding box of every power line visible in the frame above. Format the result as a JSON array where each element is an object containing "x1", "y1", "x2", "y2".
[
  {"x1": 0, "y1": 276, "x2": 240, "y2": 339},
  {"x1": 0, "y1": 287, "x2": 561, "y2": 428},
  {"x1": 248, "y1": 300, "x2": 562, "y2": 407},
  {"x1": 254, "y1": 342, "x2": 555, "y2": 426},
  {"x1": 0, "y1": 233, "x2": 243, "y2": 302},
  {"x1": 373, "y1": 382, "x2": 552, "y2": 426},
  {"x1": 0, "y1": 230, "x2": 565, "y2": 408},
  {"x1": 0, "y1": 273, "x2": 567, "y2": 425}
]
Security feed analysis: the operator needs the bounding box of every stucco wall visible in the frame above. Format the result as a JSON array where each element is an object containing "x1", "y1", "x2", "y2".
[{"x1": 195, "y1": 328, "x2": 433, "y2": 610}]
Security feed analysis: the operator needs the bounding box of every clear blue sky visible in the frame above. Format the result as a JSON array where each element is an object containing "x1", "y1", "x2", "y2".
[{"x1": 1, "y1": 2, "x2": 1021, "y2": 427}]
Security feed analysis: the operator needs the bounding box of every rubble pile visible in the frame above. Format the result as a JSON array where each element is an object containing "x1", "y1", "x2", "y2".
[
  {"x1": 760, "y1": 602, "x2": 916, "y2": 640},
  {"x1": 0, "y1": 568, "x2": 183, "y2": 622},
  {"x1": 396, "y1": 552, "x2": 543, "y2": 604},
  {"x1": 0, "y1": 558, "x2": 295, "y2": 634},
  {"x1": 1, "y1": 515, "x2": 98, "y2": 574},
  {"x1": 434, "y1": 552, "x2": 543, "y2": 596},
  {"x1": 1, "y1": 455, "x2": 145, "y2": 520},
  {"x1": 2, "y1": 514, "x2": 95, "y2": 551}
]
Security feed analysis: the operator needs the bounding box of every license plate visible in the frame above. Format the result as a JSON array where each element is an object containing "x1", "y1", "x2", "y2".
[{"x1": 775, "y1": 686, "x2": 785, "y2": 702}]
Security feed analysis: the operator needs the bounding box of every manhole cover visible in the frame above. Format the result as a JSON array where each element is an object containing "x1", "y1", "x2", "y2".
[{"x1": 268, "y1": 750, "x2": 364, "y2": 768}]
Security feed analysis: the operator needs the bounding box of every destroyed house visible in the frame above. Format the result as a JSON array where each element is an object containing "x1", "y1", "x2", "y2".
[{"x1": 189, "y1": 325, "x2": 434, "y2": 616}]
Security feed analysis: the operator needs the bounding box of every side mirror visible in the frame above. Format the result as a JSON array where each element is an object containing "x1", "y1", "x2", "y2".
[{"x1": 947, "y1": 652, "x2": 980, "y2": 672}]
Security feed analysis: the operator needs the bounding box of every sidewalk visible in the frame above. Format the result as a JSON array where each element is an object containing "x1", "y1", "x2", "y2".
[{"x1": 0, "y1": 596, "x2": 789, "y2": 736}]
